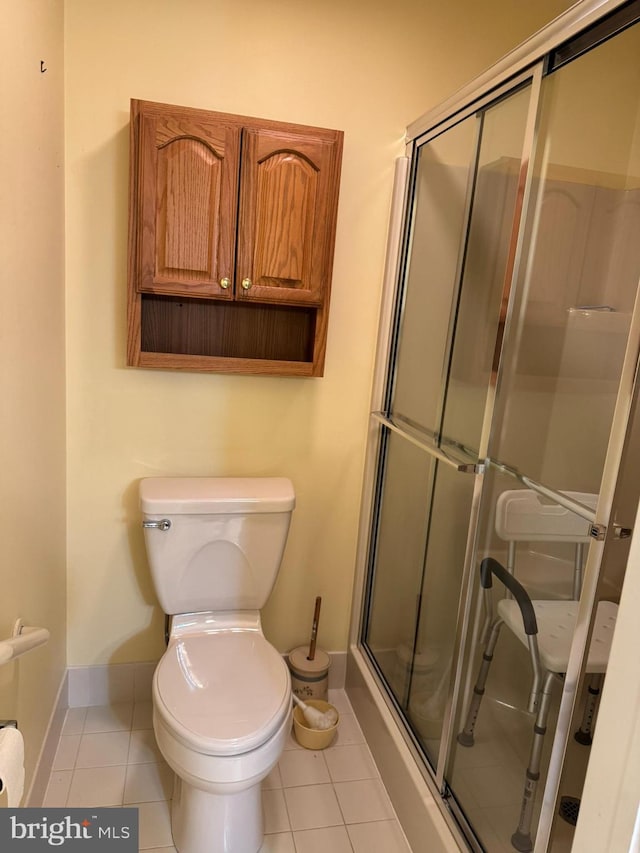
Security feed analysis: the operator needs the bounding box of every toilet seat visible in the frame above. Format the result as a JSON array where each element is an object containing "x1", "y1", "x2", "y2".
[{"x1": 154, "y1": 630, "x2": 291, "y2": 757}]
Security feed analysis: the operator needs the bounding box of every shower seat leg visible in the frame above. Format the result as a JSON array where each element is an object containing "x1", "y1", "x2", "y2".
[
  {"x1": 574, "y1": 673, "x2": 603, "y2": 746},
  {"x1": 511, "y1": 670, "x2": 557, "y2": 853},
  {"x1": 457, "y1": 619, "x2": 504, "y2": 747}
]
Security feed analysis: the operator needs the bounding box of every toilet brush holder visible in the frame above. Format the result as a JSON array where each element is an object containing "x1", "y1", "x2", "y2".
[
  {"x1": 293, "y1": 700, "x2": 339, "y2": 750},
  {"x1": 288, "y1": 646, "x2": 330, "y2": 702}
]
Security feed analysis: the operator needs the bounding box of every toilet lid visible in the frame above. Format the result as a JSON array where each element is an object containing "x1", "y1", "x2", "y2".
[{"x1": 154, "y1": 631, "x2": 291, "y2": 756}]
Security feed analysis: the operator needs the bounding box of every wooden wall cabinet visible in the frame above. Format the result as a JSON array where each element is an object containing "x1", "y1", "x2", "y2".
[{"x1": 127, "y1": 99, "x2": 343, "y2": 376}]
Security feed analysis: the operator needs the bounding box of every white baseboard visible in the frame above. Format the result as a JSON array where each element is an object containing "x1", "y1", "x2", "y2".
[
  {"x1": 326, "y1": 651, "x2": 346, "y2": 690},
  {"x1": 65, "y1": 654, "x2": 345, "y2": 707},
  {"x1": 28, "y1": 652, "x2": 346, "y2": 805},
  {"x1": 67, "y1": 662, "x2": 157, "y2": 707},
  {"x1": 26, "y1": 670, "x2": 69, "y2": 807}
]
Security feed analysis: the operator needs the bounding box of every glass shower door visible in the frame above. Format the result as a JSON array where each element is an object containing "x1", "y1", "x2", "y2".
[
  {"x1": 362, "y1": 10, "x2": 640, "y2": 852},
  {"x1": 447, "y1": 18, "x2": 640, "y2": 853},
  {"x1": 362, "y1": 81, "x2": 534, "y2": 770},
  {"x1": 362, "y1": 111, "x2": 479, "y2": 769}
]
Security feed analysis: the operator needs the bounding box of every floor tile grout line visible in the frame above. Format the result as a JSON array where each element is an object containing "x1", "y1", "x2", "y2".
[
  {"x1": 329, "y1": 774, "x2": 350, "y2": 832},
  {"x1": 278, "y1": 772, "x2": 295, "y2": 836},
  {"x1": 50, "y1": 692, "x2": 409, "y2": 851}
]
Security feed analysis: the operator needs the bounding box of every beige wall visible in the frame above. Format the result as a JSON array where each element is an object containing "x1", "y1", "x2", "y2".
[
  {"x1": 0, "y1": 0, "x2": 66, "y2": 792},
  {"x1": 64, "y1": 0, "x2": 576, "y2": 666}
]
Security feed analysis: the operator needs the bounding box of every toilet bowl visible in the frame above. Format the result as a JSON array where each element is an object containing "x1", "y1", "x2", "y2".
[
  {"x1": 140, "y1": 477, "x2": 295, "y2": 853},
  {"x1": 153, "y1": 613, "x2": 291, "y2": 853}
]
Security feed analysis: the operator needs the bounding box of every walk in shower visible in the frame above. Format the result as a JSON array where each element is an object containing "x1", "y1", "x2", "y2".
[{"x1": 350, "y1": 2, "x2": 640, "y2": 851}]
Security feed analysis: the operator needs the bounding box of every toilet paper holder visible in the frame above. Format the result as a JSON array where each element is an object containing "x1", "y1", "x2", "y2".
[
  {"x1": 0, "y1": 618, "x2": 49, "y2": 666},
  {"x1": 0, "y1": 721, "x2": 17, "y2": 730}
]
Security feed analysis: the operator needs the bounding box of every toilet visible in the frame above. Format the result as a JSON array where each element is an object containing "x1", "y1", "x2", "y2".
[{"x1": 139, "y1": 477, "x2": 295, "y2": 853}]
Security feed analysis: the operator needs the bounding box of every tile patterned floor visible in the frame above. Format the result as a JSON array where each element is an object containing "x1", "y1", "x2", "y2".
[{"x1": 42, "y1": 689, "x2": 412, "y2": 853}]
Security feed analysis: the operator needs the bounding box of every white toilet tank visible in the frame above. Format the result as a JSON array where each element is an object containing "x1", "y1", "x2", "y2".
[{"x1": 140, "y1": 477, "x2": 295, "y2": 615}]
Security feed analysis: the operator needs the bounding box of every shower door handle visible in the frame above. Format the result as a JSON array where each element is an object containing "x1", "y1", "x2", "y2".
[{"x1": 371, "y1": 412, "x2": 484, "y2": 473}]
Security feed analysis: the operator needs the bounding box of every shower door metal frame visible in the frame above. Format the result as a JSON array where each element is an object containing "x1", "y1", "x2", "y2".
[
  {"x1": 405, "y1": 0, "x2": 630, "y2": 145},
  {"x1": 434, "y1": 62, "x2": 545, "y2": 795},
  {"x1": 351, "y1": 1, "x2": 640, "y2": 850},
  {"x1": 352, "y1": 0, "x2": 633, "y2": 637},
  {"x1": 359, "y1": 58, "x2": 546, "y2": 778}
]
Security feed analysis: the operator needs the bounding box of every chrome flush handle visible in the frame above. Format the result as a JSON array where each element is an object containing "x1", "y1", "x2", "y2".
[{"x1": 142, "y1": 519, "x2": 171, "y2": 531}]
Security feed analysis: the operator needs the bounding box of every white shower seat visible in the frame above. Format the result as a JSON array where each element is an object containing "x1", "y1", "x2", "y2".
[
  {"x1": 495, "y1": 488, "x2": 596, "y2": 599},
  {"x1": 457, "y1": 487, "x2": 618, "y2": 852},
  {"x1": 497, "y1": 597, "x2": 617, "y2": 674}
]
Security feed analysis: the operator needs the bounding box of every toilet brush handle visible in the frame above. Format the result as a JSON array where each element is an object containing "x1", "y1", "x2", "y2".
[
  {"x1": 292, "y1": 692, "x2": 305, "y2": 709},
  {"x1": 307, "y1": 597, "x2": 322, "y2": 661}
]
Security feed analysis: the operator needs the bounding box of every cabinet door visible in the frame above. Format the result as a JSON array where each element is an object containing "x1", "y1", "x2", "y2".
[
  {"x1": 236, "y1": 127, "x2": 342, "y2": 306},
  {"x1": 136, "y1": 109, "x2": 240, "y2": 299}
]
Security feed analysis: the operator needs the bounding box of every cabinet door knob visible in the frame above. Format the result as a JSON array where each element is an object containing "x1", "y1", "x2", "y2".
[
  {"x1": 219, "y1": 277, "x2": 230, "y2": 290},
  {"x1": 241, "y1": 278, "x2": 252, "y2": 291}
]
